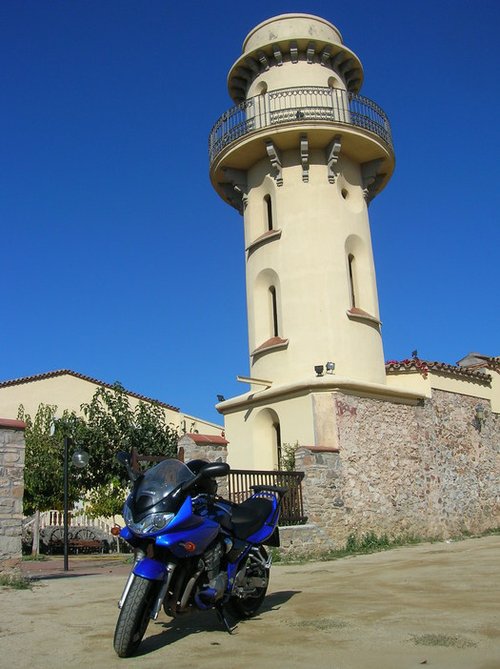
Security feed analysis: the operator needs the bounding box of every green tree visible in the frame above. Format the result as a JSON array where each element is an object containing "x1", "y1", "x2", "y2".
[
  {"x1": 280, "y1": 441, "x2": 299, "y2": 471},
  {"x1": 19, "y1": 404, "x2": 84, "y2": 515},
  {"x1": 20, "y1": 384, "x2": 180, "y2": 519},
  {"x1": 78, "y1": 384, "x2": 179, "y2": 517}
]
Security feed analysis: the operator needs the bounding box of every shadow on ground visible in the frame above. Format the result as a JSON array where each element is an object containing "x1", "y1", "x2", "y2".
[{"x1": 135, "y1": 589, "x2": 300, "y2": 657}]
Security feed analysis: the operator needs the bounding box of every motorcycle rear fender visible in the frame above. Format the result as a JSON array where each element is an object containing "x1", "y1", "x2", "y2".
[
  {"x1": 245, "y1": 493, "x2": 280, "y2": 544},
  {"x1": 246, "y1": 522, "x2": 276, "y2": 544},
  {"x1": 133, "y1": 557, "x2": 168, "y2": 581},
  {"x1": 263, "y1": 526, "x2": 280, "y2": 547}
]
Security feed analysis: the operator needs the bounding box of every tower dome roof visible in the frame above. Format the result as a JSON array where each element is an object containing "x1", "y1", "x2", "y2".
[
  {"x1": 242, "y1": 13, "x2": 344, "y2": 53},
  {"x1": 227, "y1": 13, "x2": 363, "y2": 103}
]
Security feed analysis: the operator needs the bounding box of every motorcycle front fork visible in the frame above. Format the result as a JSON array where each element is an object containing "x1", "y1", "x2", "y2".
[
  {"x1": 118, "y1": 547, "x2": 146, "y2": 609},
  {"x1": 118, "y1": 549, "x2": 177, "y2": 622}
]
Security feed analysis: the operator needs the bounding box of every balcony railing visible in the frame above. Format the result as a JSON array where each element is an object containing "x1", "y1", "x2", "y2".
[
  {"x1": 209, "y1": 86, "x2": 393, "y2": 165},
  {"x1": 228, "y1": 469, "x2": 307, "y2": 526}
]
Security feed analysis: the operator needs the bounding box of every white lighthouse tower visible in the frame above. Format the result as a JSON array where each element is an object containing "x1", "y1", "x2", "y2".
[{"x1": 209, "y1": 14, "x2": 395, "y2": 469}]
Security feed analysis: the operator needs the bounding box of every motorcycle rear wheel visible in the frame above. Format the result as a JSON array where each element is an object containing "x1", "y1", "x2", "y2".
[
  {"x1": 227, "y1": 546, "x2": 269, "y2": 619},
  {"x1": 113, "y1": 576, "x2": 158, "y2": 657}
]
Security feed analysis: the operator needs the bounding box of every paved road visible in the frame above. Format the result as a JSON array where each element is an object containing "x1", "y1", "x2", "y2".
[{"x1": 2, "y1": 536, "x2": 500, "y2": 669}]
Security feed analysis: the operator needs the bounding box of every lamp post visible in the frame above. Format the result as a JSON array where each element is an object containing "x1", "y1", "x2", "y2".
[{"x1": 62, "y1": 436, "x2": 89, "y2": 571}]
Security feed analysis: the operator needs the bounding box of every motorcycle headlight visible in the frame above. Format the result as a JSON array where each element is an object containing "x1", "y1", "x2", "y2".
[{"x1": 123, "y1": 504, "x2": 174, "y2": 536}]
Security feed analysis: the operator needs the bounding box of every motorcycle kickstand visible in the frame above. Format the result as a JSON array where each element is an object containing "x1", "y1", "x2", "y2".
[{"x1": 215, "y1": 603, "x2": 234, "y2": 634}]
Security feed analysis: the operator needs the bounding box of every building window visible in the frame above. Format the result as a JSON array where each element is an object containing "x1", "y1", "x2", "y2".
[
  {"x1": 274, "y1": 421, "x2": 282, "y2": 470},
  {"x1": 348, "y1": 253, "x2": 357, "y2": 308},
  {"x1": 269, "y1": 285, "x2": 279, "y2": 337},
  {"x1": 264, "y1": 194, "x2": 273, "y2": 231}
]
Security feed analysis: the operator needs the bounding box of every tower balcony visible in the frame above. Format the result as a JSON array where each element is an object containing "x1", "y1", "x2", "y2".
[{"x1": 209, "y1": 86, "x2": 395, "y2": 204}]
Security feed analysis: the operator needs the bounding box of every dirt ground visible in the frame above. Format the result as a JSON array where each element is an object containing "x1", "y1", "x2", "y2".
[{"x1": 1, "y1": 536, "x2": 499, "y2": 669}]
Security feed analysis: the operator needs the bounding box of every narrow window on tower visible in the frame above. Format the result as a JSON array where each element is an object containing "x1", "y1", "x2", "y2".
[
  {"x1": 348, "y1": 253, "x2": 357, "y2": 308},
  {"x1": 264, "y1": 194, "x2": 273, "y2": 231},
  {"x1": 274, "y1": 421, "x2": 282, "y2": 470},
  {"x1": 269, "y1": 285, "x2": 279, "y2": 337}
]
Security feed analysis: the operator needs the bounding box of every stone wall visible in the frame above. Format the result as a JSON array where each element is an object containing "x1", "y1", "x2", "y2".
[
  {"x1": 178, "y1": 433, "x2": 229, "y2": 498},
  {"x1": 0, "y1": 419, "x2": 25, "y2": 574},
  {"x1": 279, "y1": 523, "x2": 337, "y2": 558},
  {"x1": 295, "y1": 389, "x2": 500, "y2": 549}
]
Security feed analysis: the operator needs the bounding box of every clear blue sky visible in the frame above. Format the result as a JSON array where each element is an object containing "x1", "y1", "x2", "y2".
[{"x1": 1, "y1": 1, "x2": 499, "y2": 424}]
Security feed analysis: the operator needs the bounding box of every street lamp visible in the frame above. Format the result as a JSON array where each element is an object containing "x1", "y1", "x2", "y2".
[{"x1": 63, "y1": 436, "x2": 89, "y2": 571}]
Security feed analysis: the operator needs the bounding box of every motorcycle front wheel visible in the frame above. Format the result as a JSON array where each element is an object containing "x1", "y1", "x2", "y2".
[
  {"x1": 113, "y1": 575, "x2": 159, "y2": 657},
  {"x1": 227, "y1": 546, "x2": 270, "y2": 619}
]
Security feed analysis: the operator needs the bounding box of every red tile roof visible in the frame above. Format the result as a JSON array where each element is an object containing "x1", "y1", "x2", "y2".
[
  {"x1": 0, "y1": 370, "x2": 180, "y2": 412},
  {"x1": 457, "y1": 352, "x2": 500, "y2": 371},
  {"x1": 185, "y1": 433, "x2": 228, "y2": 445},
  {"x1": 0, "y1": 418, "x2": 26, "y2": 430},
  {"x1": 385, "y1": 358, "x2": 492, "y2": 382}
]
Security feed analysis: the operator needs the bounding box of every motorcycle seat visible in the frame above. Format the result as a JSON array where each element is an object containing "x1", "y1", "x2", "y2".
[{"x1": 230, "y1": 497, "x2": 274, "y2": 540}]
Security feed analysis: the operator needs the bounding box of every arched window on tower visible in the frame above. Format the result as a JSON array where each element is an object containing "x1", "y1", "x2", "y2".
[
  {"x1": 253, "y1": 407, "x2": 282, "y2": 470},
  {"x1": 269, "y1": 285, "x2": 279, "y2": 337},
  {"x1": 264, "y1": 194, "x2": 273, "y2": 231},
  {"x1": 347, "y1": 253, "x2": 357, "y2": 308},
  {"x1": 344, "y1": 238, "x2": 380, "y2": 325},
  {"x1": 274, "y1": 420, "x2": 282, "y2": 470},
  {"x1": 252, "y1": 269, "x2": 288, "y2": 356},
  {"x1": 253, "y1": 81, "x2": 268, "y2": 130}
]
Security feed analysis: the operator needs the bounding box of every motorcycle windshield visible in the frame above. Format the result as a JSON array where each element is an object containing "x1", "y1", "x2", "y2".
[{"x1": 135, "y1": 458, "x2": 195, "y2": 507}]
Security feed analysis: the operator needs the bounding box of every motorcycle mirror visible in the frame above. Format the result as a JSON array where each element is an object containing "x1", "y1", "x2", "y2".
[
  {"x1": 116, "y1": 450, "x2": 140, "y2": 483},
  {"x1": 201, "y1": 462, "x2": 230, "y2": 478}
]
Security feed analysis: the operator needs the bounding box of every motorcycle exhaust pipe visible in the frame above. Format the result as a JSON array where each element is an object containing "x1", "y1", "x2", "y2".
[{"x1": 178, "y1": 563, "x2": 205, "y2": 611}]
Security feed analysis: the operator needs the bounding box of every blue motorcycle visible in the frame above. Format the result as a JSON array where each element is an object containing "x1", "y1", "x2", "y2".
[{"x1": 113, "y1": 453, "x2": 286, "y2": 657}]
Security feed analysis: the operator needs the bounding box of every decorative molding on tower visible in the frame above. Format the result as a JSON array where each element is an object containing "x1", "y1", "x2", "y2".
[
  {"x1": 300, "y1": 135, "x2": 309, "y2": 183},
  {"x1": 257, "y1": 51, "x2": 270, "y2": 71},
  {"x1": 251, "y1": 336, "x2": 289, "y2": 360},
  {"x1": 339, "y1": 58, "x2": 355, "y2": 75},
  {"x1": 245, "y1": 56, "x2": 260, "y2": 74},
  {"x1": 320, "y1": 46, "x2": 332, "y2": 66},
  {"x1": 246, "y1": 229, "x2": 282, "y2": 255},
  {"x1": 331, "y1": 51, "x2": 345, "y2": 68},
  {"x1": 361, "y1": 159, "x2": 385, "y2": 202},
  {"x1": 265, "y1": 141, "x2": 283, "y2": 186},
  {"x1": 346, "y1": 307, "x2": 381, "y2": 327},
  {"x1": 306, "y1": 42, "x2": 316, "y2": 64},
  {"x1": 326, "y1": 135, "x2": 342, "y2": 183},
  {"x1": 219, "y1": 168, "x2": 248, "y2": 214},
  {"x1": 272, "y1": 44, "x2": 283, "y2": 66}
]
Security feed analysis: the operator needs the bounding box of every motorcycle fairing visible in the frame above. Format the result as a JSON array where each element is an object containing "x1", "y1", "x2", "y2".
[
  {"x1": 154, "y1": 495, "x2": 221, "y2": 557},
  {"x1": 165, "y1": 495, "x2": 205, "y2": 532},
  {"x1": 119, "y1": 525, "x2": 139, "y2": 546},
  {"x1": 155, "y1": 519, "x2": 220, "y2": 558},
  {"x1": 133, "y1": 557, "x2": 168, "y2": 581}
]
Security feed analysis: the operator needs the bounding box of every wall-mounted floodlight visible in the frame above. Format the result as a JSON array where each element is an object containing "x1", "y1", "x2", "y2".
[
  {"x1": 475, "y1": 404, "x2": 486, "y2": 431},
  {"x1": 325, "y1": 361, "x2": 335, "y2": 374},
  {"x1": 314, "y1": 365, "x2": 324, "y2": 376}
]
